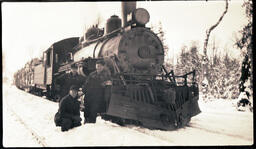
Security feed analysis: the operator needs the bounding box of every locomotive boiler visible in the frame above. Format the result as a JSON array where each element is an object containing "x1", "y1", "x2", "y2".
[
  {"x1": 73, "y1": 8, "x2": 163, "y2": 77},
  {"x1": 74, "y1": 14, "x2": 163, "y2": 76}
]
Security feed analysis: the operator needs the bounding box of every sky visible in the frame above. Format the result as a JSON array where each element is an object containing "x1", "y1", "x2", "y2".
[{"x1": 2, "y1": 1, "x2": 248, "y2": 78}]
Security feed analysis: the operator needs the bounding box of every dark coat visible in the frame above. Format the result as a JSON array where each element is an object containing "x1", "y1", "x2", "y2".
[
  {"x1": 59, "y1": 94, "x2": 81, "y2": 119},
  {"x1": 83, "y1": 68, "x2": 111, "y2": 121},
  {"x1": 55, "y1": 72, "x2": 86, "y2": 99},
  {"x1": 82, "y1": 68, "x2": 111, "y2": 94}
]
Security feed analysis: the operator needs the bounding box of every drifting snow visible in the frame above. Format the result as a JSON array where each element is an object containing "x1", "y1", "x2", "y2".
[{"x1": 2, "y1": 83, "x2": 253, "y2": 147}]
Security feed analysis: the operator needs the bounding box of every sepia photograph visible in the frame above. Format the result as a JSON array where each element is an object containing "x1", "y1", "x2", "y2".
[{"x1": 2, "y1": 0, "x2": 253, "y2": 147}]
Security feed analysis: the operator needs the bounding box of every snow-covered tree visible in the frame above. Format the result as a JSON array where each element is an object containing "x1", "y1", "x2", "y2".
[
  {"x1": 175, "y1": 41, "x2": 241, "y2": 100},
  {"x1": 235, "y1": 0, "x2": 253, "y2": 101},
  {"x1": 175, "y1": 42, "x2": 203, "y2": 85},
  {"x1": 151, "y1": 21, "x2": 173, "y2": 71},
  {"x1": 202, "y1": 0, "x2": 229, "y2": 100},
  {"x1": 157, "y1": 22, "x2": 169, "y2": 58},
  {"x1": 205, "y1": 46, "x2": 241, "y2": 100},
  {"x1": 221, "y1": 54, "x2": 240, "y2": 99}
]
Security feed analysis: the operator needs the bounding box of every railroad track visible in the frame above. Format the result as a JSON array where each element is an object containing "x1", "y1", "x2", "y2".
[
  {"x1": 5, "y1": 102, "x2": 48, "y2": 147},
  {"x1": 129, "y1": 126, "x2": 175, "y2": 144},
  {"x1": 118, "y1": 118, "x2": 252, "y2": 145},
  {"x1": 187, "y1": 123, "x2": 252, "y2": 141}
]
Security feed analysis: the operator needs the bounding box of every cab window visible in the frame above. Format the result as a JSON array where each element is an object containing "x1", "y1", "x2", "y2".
[{"x1": 46, "y1": 51, "x2": 51, "y2": 67}]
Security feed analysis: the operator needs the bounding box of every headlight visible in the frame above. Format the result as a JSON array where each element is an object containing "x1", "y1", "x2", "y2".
[{"x1": 133, "y1": 8, "x2": 150, "y2": 25}]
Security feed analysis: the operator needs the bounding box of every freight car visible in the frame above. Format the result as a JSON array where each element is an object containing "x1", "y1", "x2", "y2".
[
  {"x1": 14, "y1": 2, "x2": 201, "y2": 130},
  {"x1": 14, "y1": 37, "x2": 81, "y2": 99}
]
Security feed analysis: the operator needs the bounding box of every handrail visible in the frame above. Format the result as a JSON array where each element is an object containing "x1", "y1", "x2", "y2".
[
  {"x1": 162, "y1": 65, "x2": 176, "y2": 85},
  {"x1": 110, "y1": 55, "x2": 127, "y2": 86},
  {"x1": 113, "y1": 71, "x2": 195, "y2": 78},
  {"x1": 111, "y1": 70, "x2": 197, "y2": 86}
]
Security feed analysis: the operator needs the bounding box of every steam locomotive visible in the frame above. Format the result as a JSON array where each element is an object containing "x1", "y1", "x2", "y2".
[{"x1": 14, "y1": 2, "x2": 201, "y2": 130}]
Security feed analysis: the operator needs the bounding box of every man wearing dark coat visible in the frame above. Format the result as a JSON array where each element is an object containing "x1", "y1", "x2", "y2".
[
  {"x1": 82, "y1": 59, "x2": 112, "y2": 124},
  {"x1": 55, "y1": 64, "x2": 86, "y2": 102},
  {"x1": 56, "y1": 85, "x2": 82, "y2": 132}
]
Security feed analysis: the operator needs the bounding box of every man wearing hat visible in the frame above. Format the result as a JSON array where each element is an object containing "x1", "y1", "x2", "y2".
[
  {"x1": 56, "y1": 85, "x2": 82, "y2": 131},
  {"x1": 54, "y1": 63, "x2": 86, "y2": 102},
  {"x1": 82, "y1": 59, "x2": 112, "y2": 124}
]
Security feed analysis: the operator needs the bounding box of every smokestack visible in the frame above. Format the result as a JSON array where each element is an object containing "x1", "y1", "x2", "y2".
[{"x1": 121, "y1": 1, "x2": 136, "y2": 27}]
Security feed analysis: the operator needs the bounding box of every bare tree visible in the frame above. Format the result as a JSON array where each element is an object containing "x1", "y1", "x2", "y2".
[
  {"x1": 203, "y1": 0, "x2": 229, "y2": 54},
  {"x1": 202, "y1": 0, "x2": 229, "y2": 99}
]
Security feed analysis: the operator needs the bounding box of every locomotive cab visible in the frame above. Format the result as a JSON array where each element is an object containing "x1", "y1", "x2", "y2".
[{"x1": 32, "y1": 38, "x2": 79, "y2": 99}]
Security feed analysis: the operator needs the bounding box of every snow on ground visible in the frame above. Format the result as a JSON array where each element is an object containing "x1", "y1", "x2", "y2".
[
  {"x1": 3, "y1": 84, "x2": 171, "y2": 147},
  {"x1": 2, "y1": 83, "x2": 254, "y2": 147},
  {"x1": 3, "y1": 101, "x2": 41, "y2": 147},
  {"x1": 124, "y1": 98, "x2": 253, "y2": 146}
]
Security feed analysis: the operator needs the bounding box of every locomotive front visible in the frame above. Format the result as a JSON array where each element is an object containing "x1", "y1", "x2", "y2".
[
  {"x1": 101, "y1": 27, "x2": 164, "y2": 75},
  {"x1": 108, "y1": 3, "x2": 164, "y2": 75}
]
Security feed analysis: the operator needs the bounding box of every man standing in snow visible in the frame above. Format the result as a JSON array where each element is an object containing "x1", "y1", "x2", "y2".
[
  {"x1": 54, "y1": 64, "x2": 86, "y2": 102},
  {"x1": 82, "y1": 59, "x2": 112, "y2": 124},
  {"x1": 57, "y1": 85, "x2": 82, "y2": 132}
]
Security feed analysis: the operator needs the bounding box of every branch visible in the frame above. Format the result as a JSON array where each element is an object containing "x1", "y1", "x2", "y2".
[{"x1": 203, "y1": 0, "x2": 229, "y2": 56}]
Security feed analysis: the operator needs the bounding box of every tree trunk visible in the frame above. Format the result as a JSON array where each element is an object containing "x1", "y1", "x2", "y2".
[{"x1": 202, "y1": 0, "x2": 229, "y2": 99}]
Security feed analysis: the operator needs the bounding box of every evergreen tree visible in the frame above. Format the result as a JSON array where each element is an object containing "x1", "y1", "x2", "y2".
[
  {"x1": 157, "y1": 22, "x2": 169, "y2": 58},
  {"x1": 235, "y1": 0, "x2": 252, "y2": 100},
  {"x1": 175, "y1": 41, "x2": 241, "y2": 100},
  {"x1": 174, "y1": 42, "x2": 203, "y2": 85},
  {"x1": 239, "y1": 54, "x2": 251, "y2": 97},
  {"x1": 153, "y1": 21, "x2": 173, "y2": 71},
  {"x1": 205, "y1": 48, "x2": 241, "y2": 100}
]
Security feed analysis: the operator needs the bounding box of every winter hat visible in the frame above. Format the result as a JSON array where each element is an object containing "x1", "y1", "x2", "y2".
[
  {"x1": 96, "y1": 59, "x2": 105, "y2": 65},
  {"x1": 70, "y1": 85, "x2": 79, "y2": 91}
]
